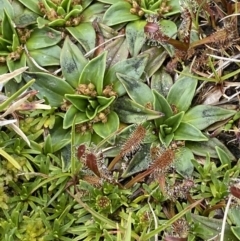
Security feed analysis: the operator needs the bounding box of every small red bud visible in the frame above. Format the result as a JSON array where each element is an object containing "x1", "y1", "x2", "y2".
[
  {"x1": 86, "y1": 153, "x2": 101, "y2": 177},
  {"x1": 77, "y1": 145, "x2": 86, "y2": 159},
  {"x1": 144, "y1": 22, "x2": 159, "y2": 33},
  {"x1": 230, "y1": 185, "x2": 240, "y2": 199}
]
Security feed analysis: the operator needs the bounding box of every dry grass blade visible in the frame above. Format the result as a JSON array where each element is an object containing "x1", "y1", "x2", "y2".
[
  {"x1": 0, "y1": 67, "x2": 28, "y2": 84},
  {"x1": 124, "y1": 168, "x2": 153, "y2": 189},
  {"x1": 0, "y1": 94, "x2": 31, "y2": 118},
  {"x1": 9, "y1": 123, "x2": 31, "y2": 147},
  {"x1": 0, "y1": 119, "x2": 17, "y2": 126},
  {"x1": 206, "y1": 54, "x2": 240, "y2": 63}
]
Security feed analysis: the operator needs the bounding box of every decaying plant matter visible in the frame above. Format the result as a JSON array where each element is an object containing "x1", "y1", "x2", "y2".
[{"x1": 144, "y1": 0, "x2": 240, "y2": 73}]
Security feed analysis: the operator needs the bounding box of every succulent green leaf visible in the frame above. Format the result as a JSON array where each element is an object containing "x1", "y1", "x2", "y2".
[
  {"x1": 152, "y1": 21, "x2": 176, "y2": 56},
  {"x1": 105, "y1": 37, "x2": 128, "y2": 69},
  {"x1": 143, "y1": 47, "x2": 168, "y2": 78},
  {"x1": 167, "y1": 68, "x2": 198, "y2": 112},
  {"x1": 67, "y1": 23, "x2": 96, "y2": 53},
  {"x1": 186, "y1": 137, "x2": 236, "y2": 160},
  {"x1": 12, "y1": 34, "x2": 20, "y2": 51},
  {"x1": 174, "y1": 122, "x2": 208, "y2": 141},
  {"x1": 60, "y1": 0, "x2": 69, "y2": 10},
  {"x1": 61, "y1": 144, "x2": 71, "y2": 172},
  {"x1": 163, "y1": 0, "x2": 181, "y2": 16},
  {"x1": 103, "y1": 2, "x2": 140, "y2": 26},
  {"x1": 117, "y1": 73, "x2": 154, "y2": 106},
  {"x1": 182, "y1": 105, "x2": 236, "y2": 130},
  {"x1": 65, "y1": 94, "x2": 90, "y2": 111},
  {"x1": 90, "y1": 132, "x2": 103, "y2": 145},
  {"x1": 165, "y1": 111, "x2": 184, "y2": 132},
  {"x1": 50, "y1": 117, "x2": 71, "y2": 152},
  {"x1": 81, "y1": 3, "x2": 106, "y2": 22},
  {"x1": 29, "y1": 45, "x2": 61, "y2": 66},
  {"x1": 122, "y1": 143, "x2": 151, "y2": 178},
  {"x1": 159, "y1": 20, "x2": 178, "y2": 38},
  {"x1": 159, "y1": 124, "x2": 171, "y2": 137},
  {"x1": 37, "y1": 17, "x2": 50, "y2": 28},
  {"x1": 0, "y1": 148, "x2": 21, "y2": 170},
  {"x1": 97, "y1": 96, "x2": 115, "y2": 112},
  {"x1": 65, "y1": 8, "x2": 82, "y2": 20},
  {"x1": 79, "y1": 51, "x2": 107, "y2": 95},
  {"x1": 153, "y1": 89, "x2": 173, "y2": 126},
  {"x1": 123, "y1": 215, "x2": 134, "y2": 240},
  {"x1": 232, "y1": 227, "x2": 240, "y2": 240},
  {"x1": 86, "y1": 106, "x2": 98, "y2": 119},
  {"x1": 215, "y1": 146, "x2": 231, "y2": 168},
  {"x1": 147, "y1": 0, "x2": 163, "y2": 10},
  {"x1": 89, "y1": 99, "x2": 99, "y2": 109},
  {"x1": 7, "y1": 52, "x2": 26, "y2": 83},
  {"x1": 93, "y1": 111, "x2": 119, "y2": 140},
  {"x1": 228, "y1": 207, "x2": 240, "y2": 226},
  {"x1": 2, "y1": 10, "x2": 15, "y2": 41},
  {"x1": 114, "y1": 97, "x2": 163, "y2": 123},
  {"x1": 42, "y1": 0, "x2": 53, "y2": 11},
  {"x1": 80, "y1": 0, "x2": 94, "y2": 9},
  {"x1": 26, "y1": 27, "x2": 62, "y2": 50},
  {"x1": 43, "y1": 134, "x2": 53, "y2": 154},
  {"x1": 97, "y1": 0, "x2": 119, "y2": 4},
  {"x1": 60, "y1": 36, "x2": 88, "y2": 88},
  {"x1": 25, "y1": 53, "x2": 44, "y2": 72},
  {"x1": 73, "y1": 4, "x2": 84, "y2": 11},
  {"x1": 23, "y1": 72, "x2": 74, "y2": 107},
  {"x1": 48, "y1": 19, "x2": 66, "y2": 27},
  {"x1": 159, "y1": 132, "x2": 174, "y2": 147},
  {"x1": 126, "y1": 20, "x2": 146, "y2": 57},
  {"x1": 63, "y1": 105, "x2": 89, "y2": 129},
  {"x1": 143, "y1": 123, "x2": 159, "y2": 143},
  {"x1": 56, "y1": 6, "x2": 66, "y2": 16},
  {"x1": 105, "y1": 55, "x2": 148, "y2": 96},
  {"x1": 17, "y1": 0, "x2": 41, "y2": 14},
  {"x1": 151, "y1": 68, "x2": 173, "y2": 97},
  {"x1": 14, "y1": 5, "x2": 39, "y2": 28},
  {"x1": 75, "y1": 130, "x2": 92, "y2": 145},
  {"x1": 0, "y1": 1, "x2": 14, "y2": 21},
  {"x1": 191, "y1": 214, "x2": 238, "y2": 241},
  {"x1": 0, "y1": 37, "x2": 10, "y2": 52},
  {"x1": 0, "y1": 65, "x2": 8, "y2": 75},
  {"x1": 175, "y1": 147, "x2": 194, "y2": 177}
]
